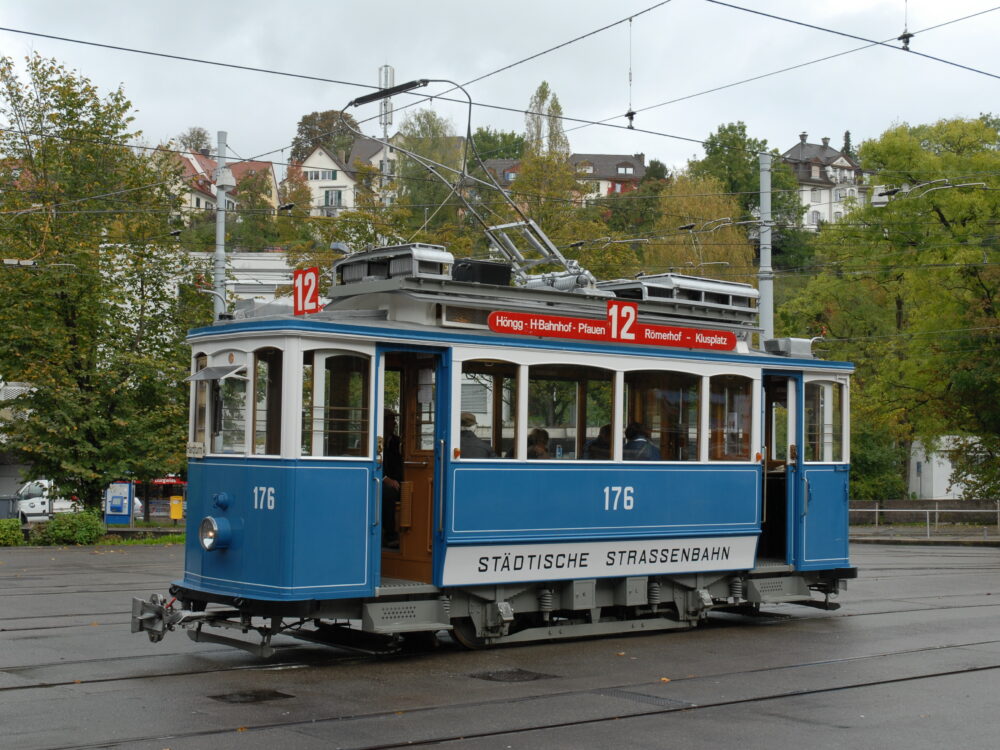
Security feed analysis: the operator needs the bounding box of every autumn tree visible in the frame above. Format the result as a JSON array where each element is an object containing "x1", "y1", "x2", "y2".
[
  {"x1": 177, "y1": 125, "x2": 211, "y2": 152},
  {"x1": 290, "y1": 109, "x2": 361, "y2": 164},
  {"x1": 0, "y1": 55, "x2": 199, "y2": 505},
  {"x1": 643, "y1": 173, "x2": 756, "y2": 282}
]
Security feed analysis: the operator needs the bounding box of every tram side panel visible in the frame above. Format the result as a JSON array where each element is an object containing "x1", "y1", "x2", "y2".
[
  {"x1": 438, "y1": 461, "x2": 762, "y2": 588},
  {"x1": 184, "y1": 459, "x2": 375, "y2": 601},
  {"x1": 448, "y1": 464, "x2": 760, "y2": 540}
]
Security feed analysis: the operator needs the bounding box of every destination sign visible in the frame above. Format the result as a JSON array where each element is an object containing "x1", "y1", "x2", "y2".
[{"x1": 487, "y1": 300, "x2": 737, "y2": 351}]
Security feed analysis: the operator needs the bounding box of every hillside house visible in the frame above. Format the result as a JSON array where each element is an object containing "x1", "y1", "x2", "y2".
[{"x1": 781, "y1": 133, "x2": 866, "y2": 230}]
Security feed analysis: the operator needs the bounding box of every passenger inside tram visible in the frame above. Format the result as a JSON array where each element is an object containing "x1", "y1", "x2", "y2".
[
  {"x1": 527, "y1": 428, "x2": 550, "y2": 459},
  {"x1": 623, "y1": 422, "x2": 661, "y2": 460},
  {"x1": 459, "y1": 412, "x2": 495, "y2": 458}
]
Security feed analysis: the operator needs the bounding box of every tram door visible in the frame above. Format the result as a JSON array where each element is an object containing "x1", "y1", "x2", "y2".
[
  {"x1": 379, "y1": 350, "x2": 442, "y2": 583},
  {"x1": 760, "y1": 374, "x2": 797, "y2": 562}
]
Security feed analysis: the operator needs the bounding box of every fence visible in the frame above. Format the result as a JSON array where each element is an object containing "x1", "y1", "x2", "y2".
[{"x1": 850, "y1": 501, "x2": 1000, "y2": 538}]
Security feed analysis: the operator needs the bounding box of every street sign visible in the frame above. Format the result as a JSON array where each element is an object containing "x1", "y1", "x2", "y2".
[{"x1": 293, "y1": 267, "x2": 321, "y2": 315}]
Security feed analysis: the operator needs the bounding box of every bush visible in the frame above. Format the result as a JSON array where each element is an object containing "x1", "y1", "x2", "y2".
[
  {"x1": 29, "y1": 510, "x2": 105, "y2": 546},
  {"x1": 0, "y1": 518, "x2": 24, "y2": 546}
]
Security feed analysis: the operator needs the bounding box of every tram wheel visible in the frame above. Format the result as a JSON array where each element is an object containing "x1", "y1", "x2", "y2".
[{"x1": 450, "y1": 617, "x2": 487, "y2": 650}]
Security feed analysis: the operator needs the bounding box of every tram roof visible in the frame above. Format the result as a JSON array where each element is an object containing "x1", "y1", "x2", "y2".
[{"x1": 189, "y1": 282, "x2": 852, "y2": 373}]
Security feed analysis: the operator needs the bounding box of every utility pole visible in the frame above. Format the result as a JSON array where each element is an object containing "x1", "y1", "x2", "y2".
[
  {"x1": 212, "y1": 131, "x2": 236, "y2": 320},
  {"x1": 758, "y1": 153, "x2": 774, "y2": 342}
]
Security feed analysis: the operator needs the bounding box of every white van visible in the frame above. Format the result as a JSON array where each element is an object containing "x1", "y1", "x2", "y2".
[{"x1": 12, "y1": 480, "x2": 77, "y2": 523}]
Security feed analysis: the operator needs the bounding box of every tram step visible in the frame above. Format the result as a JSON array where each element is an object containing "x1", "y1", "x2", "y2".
[
  {"x1": 746, "y1": 576, "x2": 810, "y2": 603},
  {"x1": 362, "y1": 599, "x2": 452, "y2": 634}
]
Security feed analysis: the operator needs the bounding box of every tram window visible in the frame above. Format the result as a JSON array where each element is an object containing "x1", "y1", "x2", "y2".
[
  {"x1": 211, "y1": 377, "x2": 247, "y2": 454},
  {"x1": 805, "y1": 381, "x2": 844, "y2": 462},
  {"x1": 302, "y1": 351, "x2": 371, "y2": 457},
  {"x1": 625, "y1": 371, "x2": 700, "y2": 461},
  {"x1": 415, "y1": 359, "x2": 436, "y2": 452},
  {"x1": 528, "y1": 365, "x2": 613, "y2": 460},
  {"x1": 460, "y1": 360, "x2": 516, "y2": 458},
  {"x1": 192, "y1": 354, "x2": 208, "y2": 445},
  {"x1": 253, "y1": 348, "x2": 282, "y2": 455},
  {"x1": 709, "y1": 375, "x2": 752, "y2": 461}
]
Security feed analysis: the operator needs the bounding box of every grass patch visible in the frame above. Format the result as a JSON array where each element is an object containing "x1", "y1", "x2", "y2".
[{"x1": 98, "y1": 533, "x2": 186, "y2": 546}]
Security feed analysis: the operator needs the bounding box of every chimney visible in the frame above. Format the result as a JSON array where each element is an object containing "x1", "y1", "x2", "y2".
[
  {"x1": 198, "y1": 148, "x2": 210, "y2": 157},
  {"x1": 821, "y1": 137, "x2": 830, "y2": 148},
  {"x1": 799, "y1": 132, "x2": 808, "y2": 144}
]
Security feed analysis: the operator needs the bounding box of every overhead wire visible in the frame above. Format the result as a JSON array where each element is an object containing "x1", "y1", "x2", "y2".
[{"x1": 703, "y1": 0, "x2": 1000, "y2": 81}]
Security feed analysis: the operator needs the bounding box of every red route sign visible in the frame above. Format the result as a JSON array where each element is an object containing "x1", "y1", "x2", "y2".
[
  {"x1": 293, "y1": 267, "x2": 321, "y2": 315},
  {"x1": 487, "y1": 300, "x2": 737, "y2": 351}
]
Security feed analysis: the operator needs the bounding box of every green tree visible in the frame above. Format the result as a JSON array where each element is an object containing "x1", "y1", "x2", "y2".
[
  {"x1": 396, "y1": 109, "x2": 465, "y2": 232},
  {"x1": 229, "y1": 169, "x2": 279, "y2": 252},
  {"x1": 780, "y1": 117, "x2": 1000, "y2": 499},
  {"x1": 471, "y1": 126, "x2": 524, "y2": 160},
  {"x1": 643, "y1": 159, "x2": 670, "y2": 183},
  {"x1": 289, "y1": 109, "x2": 361, "y2": 164},
  {"x1": 0, "y1": 55, "x2": 196, "y2": 506},
  {"x1": 688, "y1": 121, "x2": 806, "y2": 268},
  {"x1": 841, "y1": 130, "x2": 855, "y2": 160}
]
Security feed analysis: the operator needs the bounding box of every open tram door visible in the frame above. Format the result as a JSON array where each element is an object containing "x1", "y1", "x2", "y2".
[
  {"x1": 761, "y1": 373, "x2": 851, "y2": 570},
  {"x1": 761, "y1": 373, "x2": 796, "y2": 562},
  {"x1": 376, "y1": 348, "x2": 447, "y2": 583}
]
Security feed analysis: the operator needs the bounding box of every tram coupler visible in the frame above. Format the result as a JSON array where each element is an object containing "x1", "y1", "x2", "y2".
[{"x1": 131, "y1": 593, "x2": 217, "y2": 643}]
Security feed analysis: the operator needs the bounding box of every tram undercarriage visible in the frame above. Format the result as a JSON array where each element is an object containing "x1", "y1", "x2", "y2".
[{"x1": 132, "y1": 567, "x2": 852, "y2": 656}]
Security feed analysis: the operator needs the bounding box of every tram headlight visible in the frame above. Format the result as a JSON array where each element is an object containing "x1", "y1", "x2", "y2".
[{"x1": 198, "y1": 516, "x2": 231, "y2": 551}]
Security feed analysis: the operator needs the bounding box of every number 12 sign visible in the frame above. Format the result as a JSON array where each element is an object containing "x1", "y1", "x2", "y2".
[{"x1": 293, "y1": 267, "x2": 321, "y2": 315}]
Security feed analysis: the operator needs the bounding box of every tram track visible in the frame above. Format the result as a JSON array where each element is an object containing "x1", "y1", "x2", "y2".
[
  {"x1": 4, "y1": 595, "x2": 1000, "y2": 668},
  {"x1": 24, "y1": 642, "x2": 1000, "y2": 750},
  {"x1": 4, "y1": 623, "x2": 1000, "y2": 694}
]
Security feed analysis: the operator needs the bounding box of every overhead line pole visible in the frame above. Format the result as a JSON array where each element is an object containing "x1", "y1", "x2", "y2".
[
  {"x1": 758, "y1": 153, "x2": 774, "y2": 342},
  {"x1": 213, "y1": 131, "x2": 235, "y2": 320}
]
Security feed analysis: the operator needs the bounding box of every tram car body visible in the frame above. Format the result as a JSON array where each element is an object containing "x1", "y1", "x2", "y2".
[{"x1": 134, "y1": 243, "x2": 854, "y2": 655}]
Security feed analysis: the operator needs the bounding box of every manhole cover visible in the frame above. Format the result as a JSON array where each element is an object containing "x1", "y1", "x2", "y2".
[
  {"x1": 469, "y1": 669, "x2": 556, "y2": 682},
  {"x1": 209, "y1": 689, "x2": 294, "y2": 704}
]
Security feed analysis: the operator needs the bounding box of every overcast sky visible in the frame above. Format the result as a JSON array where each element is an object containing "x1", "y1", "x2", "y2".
[{"x1": 1, "y1": 0, "x2": 997, "y2": 172}]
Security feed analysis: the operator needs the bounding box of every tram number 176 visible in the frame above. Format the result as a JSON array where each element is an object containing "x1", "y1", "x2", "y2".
[
  {"x1": 253, "y1": 486, "x2": 276, "y2": 510},
  {"x1": 603, "y1": 486, "x2": 635, "y2": 511}
]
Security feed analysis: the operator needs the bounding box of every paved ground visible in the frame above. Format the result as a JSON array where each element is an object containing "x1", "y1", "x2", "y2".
[{"x1": 2, "y1": 541, "x2": 999, "y2": 749}]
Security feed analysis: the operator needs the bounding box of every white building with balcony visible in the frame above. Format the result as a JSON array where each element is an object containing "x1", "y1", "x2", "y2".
[{"x1": 782, "y1": 132, "x2": 867, "y2": 230}]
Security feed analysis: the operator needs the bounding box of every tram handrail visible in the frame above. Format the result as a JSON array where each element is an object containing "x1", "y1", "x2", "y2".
[{"x1": 850, "y1": 502, "x2": 1000, "y2": 538}]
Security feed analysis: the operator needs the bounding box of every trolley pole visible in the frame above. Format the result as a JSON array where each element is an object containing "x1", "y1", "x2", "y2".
[
  {"x1": 758, "y1": 153, "x2": 774, "y2": 342},
  {"x1": 212, "y1": 131, "x2": 236, "y2": 320}
]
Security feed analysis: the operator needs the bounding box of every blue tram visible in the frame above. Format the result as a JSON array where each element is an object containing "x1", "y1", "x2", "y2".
[{"x1": 133, "y1": 239, "x2": 855, "y2": 655}]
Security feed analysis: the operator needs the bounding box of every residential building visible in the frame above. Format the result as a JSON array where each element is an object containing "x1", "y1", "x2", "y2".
[
  {"x1": 781, "y1": 133, "x2": 866, "y2": 230},
  {"x1": 174, "y1": 150, "x2": 280, "y2": 216},
  {"x1": 571, "y1": 153, "x2": 646, "y2": 198},
  {"x1": 482, "y1": 153, "x2": 646, "y2": 201},
  {"x1": 297, "y1": 146, "x2": 356, "y2": 217}
]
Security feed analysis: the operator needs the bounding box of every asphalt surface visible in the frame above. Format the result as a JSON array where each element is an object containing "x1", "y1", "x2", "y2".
[{"x1": 1, "y1": 541, "x2": 999, "y2": 749}]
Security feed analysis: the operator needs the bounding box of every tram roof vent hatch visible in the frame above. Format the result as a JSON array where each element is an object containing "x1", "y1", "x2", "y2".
[
  {"x1": 333, "y1": 243, "x2": 454, "y2": 287},
  {"x1": 764, "y1": 337, "x2": 815, "y2": 358},
  {"x1": 599, "y1": 273, "x2": 759, "y2": 327}
]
